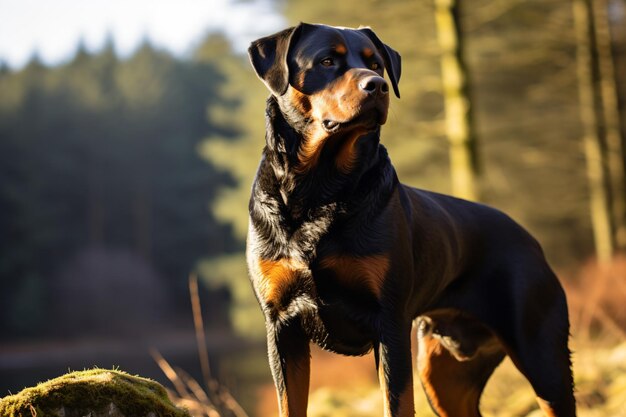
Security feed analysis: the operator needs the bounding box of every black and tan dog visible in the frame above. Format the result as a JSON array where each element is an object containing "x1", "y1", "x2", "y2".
[{"x1": 246, "y1": 23, "x2": 575, "y2": 417}]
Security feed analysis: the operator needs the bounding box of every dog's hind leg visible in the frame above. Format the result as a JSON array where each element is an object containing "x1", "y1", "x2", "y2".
[
  {"x1": 434, "y1": 256, "x2": 576, "y2": 416},
  {"x1": 415, "y1": 311, "x2": 506, "y2": 417},
  {"x1": 467, "y1": 261, "x2": 577, "y2": 417},
  {"x1": 501, "y1": 269, "x2": 577, "y2": 417},
  {"x1": 504, "y1": 309, "x2": 576, "y2": 416}
]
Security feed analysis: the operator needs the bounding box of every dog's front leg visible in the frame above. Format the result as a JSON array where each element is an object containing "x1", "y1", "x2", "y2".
[
  {"x1": 267, "y1": 317, "x2": 311, "y2": 417},
  {"x1": 377, "y1": 320, "x2": 415, "y2": 417}
]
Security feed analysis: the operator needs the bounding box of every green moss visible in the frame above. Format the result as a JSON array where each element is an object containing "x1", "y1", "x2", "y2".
[{"x1": 0, "y1": 368, "x2": 190, "y2": 417}]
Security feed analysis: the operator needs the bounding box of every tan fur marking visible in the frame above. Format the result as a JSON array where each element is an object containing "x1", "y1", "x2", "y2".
[
  {"x1": 283, "y1": 351, "x2": 311, "y2": 417},
  {"x1": 309, "y1": 75, "x2": 356, "y2": 122},
  {"x1": 397, "y1": 381, "x2": 415, "y2": 417},
  {"x1": 296, "y1": 126, "x2": 328, "y2": 174},
  {"x1": 379, "y1": 361, "x2": 391, "y2": 417},
  {"x1": 335, "y1": 131, "x2": 367, "y2": 173},
  {"x1": 288, "y1": 87, "x2": 313, "y2": 116},
  {"x1": 295, "y1": 71, "x2": 308, "y2": 92},
  {"x1": 363, "y1": 47, "x2": 375, "y2": 58},
  {"x1": 334, "y1": 44, "x2": 347, "y2": 54},
  {"x1": 536, "y1": 398, "x2": 559, "y2": 417},
  {"x1": 319, "y1": 254, "x2": 389, "y2": 297},
  {"x1": 277, "y1": 350, "x2": 311, "y2": 417},
  {"x1": 378, "y1": 359, "x2": 415, "y2": 417},
  {"x1": 417, "y1": 334, "x2": 481, "y2": 417},
  {"x1": 258, "y1": 258, "x2": 306, "y2": 306},
  {"x1": 279, "y1": 391, "x2": 289, "y2": 417}
]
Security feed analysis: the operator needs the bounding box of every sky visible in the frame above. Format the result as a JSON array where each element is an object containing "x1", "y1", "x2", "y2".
[{"x1": 0, "y1": 0, "x2": 286, "y2": 69}]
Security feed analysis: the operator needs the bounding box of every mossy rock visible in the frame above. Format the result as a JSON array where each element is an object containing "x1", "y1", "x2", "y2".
[{"x1": 0, "y1": 368, "x2": 190, "y2": 417}]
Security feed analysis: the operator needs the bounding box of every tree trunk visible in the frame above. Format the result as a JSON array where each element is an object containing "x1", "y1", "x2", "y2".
[
  {"x1": 573, "y1": 0, "x2": 615, "y2": 263},
  {"x1": 593, "y1": 0, "x2": 626, "y2": 249},
  {"x1": 434, "y1": 0, "x2": 479, "y2": 201}
]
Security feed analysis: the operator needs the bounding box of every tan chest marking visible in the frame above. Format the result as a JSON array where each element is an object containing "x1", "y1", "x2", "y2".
[
  {"x1": 318, "y1": 254, "x2": 390, "y2": 297},
  {"x1": 334, "y1": 132, "x2": 364, "y2": 173},
  {"x1": 257, "y1": 258, "x2": 307, "y2": 307}
]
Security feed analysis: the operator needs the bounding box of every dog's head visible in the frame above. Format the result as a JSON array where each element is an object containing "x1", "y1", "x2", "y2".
[{"x1": 249, "y1": 24, "x2": 401, "y2": 172}]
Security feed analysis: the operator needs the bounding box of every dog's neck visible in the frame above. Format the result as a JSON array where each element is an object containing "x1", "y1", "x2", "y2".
[
  {"x1": 250, "y1": 96, "x2": 397, "y2": 261},
  {"x1": 249, "y1": 98, "x2": 398, "y2": 261},
  {"x1": 257, "y1": 95, "x2": 397, "y2": 223},
  {"x1": 262, "y1": 95, "x2": 390, "y2": 204}
]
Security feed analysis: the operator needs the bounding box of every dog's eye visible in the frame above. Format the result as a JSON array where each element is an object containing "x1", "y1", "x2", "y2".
[
  {"x1": 371, "y1": 62, "x2": 380, "y2": 70},
  {"x1": 320, "y1": 57, "x2": 334, "y2": 67}
]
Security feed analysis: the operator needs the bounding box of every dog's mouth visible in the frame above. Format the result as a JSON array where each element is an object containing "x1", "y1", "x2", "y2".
[
  {"x1": 322, "y1": 120, "x2": 341, "y2": 132},
  {"x1": 322, "y1": 107, "x2": 387, "y2": 134}
]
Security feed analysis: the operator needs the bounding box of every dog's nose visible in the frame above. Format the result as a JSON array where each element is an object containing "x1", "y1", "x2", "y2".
[{"x1": 359, "y1": 76, "x2": 389, "y2": 96}]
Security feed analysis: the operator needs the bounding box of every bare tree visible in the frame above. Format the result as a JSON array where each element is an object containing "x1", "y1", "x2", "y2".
[
  {"x1": 593, "y1": 0, "x2": 626, "y2": 250},
  {"x1": 434, "y1": 0, "x2": 480, "y2": 201},
  {"x1": 573, "y1": 0, "x2": 615, "y2": 263}
]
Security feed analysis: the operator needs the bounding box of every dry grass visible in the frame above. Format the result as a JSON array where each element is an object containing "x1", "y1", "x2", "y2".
[
  {"x1": 563, "y1": 255, "x2": 626, "y2": 341},
  {"x1": 152, "y1": 275, "x2": 249, "y2": 417},
  {"x1": 151, "y1": 349, "x2": 248, "y2": 417}
]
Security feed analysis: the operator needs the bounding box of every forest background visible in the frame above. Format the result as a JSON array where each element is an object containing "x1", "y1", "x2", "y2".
[{"x1": 1, "y1": 0, "x2": 625, "y2": 416}]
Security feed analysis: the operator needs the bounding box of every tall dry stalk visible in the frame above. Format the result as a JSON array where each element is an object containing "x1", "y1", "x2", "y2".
[
  {"x1": 152, "y1": 275, "x2": 249, "y2": 417},
  {"x1": 190, "y1": 273, "x2": 216, "y2": 394}
]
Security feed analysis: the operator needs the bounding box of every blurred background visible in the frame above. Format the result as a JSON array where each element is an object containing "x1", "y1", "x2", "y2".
[{"x1": 1, "y1": 0, "x2": 625, "y2": 416}]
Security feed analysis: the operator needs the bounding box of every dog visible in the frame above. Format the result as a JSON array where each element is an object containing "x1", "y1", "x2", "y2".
[{"x1": 246, "y1": 23, "x2": 575, "y2": 417}]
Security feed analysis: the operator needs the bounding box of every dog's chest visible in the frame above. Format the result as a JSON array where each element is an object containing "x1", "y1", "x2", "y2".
[
  {"x1": 313, "y1": 252, "x2": 390, "y2": 299},
  {"x1": 309, "y1": 256, "x2": 386, "y2": 355},
  {"x1": 249, "y1": 235, "x2": 385, "y2": 355},
  {"x1": 249, "y1": 246, "x2": 387, "y2": 312},
  {"x1": 248, "y1": 180, "x2": 389, "y2": 353},
  {"x1": 249, "y1": 252, "x2": 378, "y2": 355}
]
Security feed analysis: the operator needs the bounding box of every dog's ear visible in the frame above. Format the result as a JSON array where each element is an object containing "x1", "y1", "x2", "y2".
[
  {"x1": 358, "y1": 27, "x2": 402, "y2": 98},
  {"x1": 248, "y1": 24, "x2": 302, "y2": 96}
]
